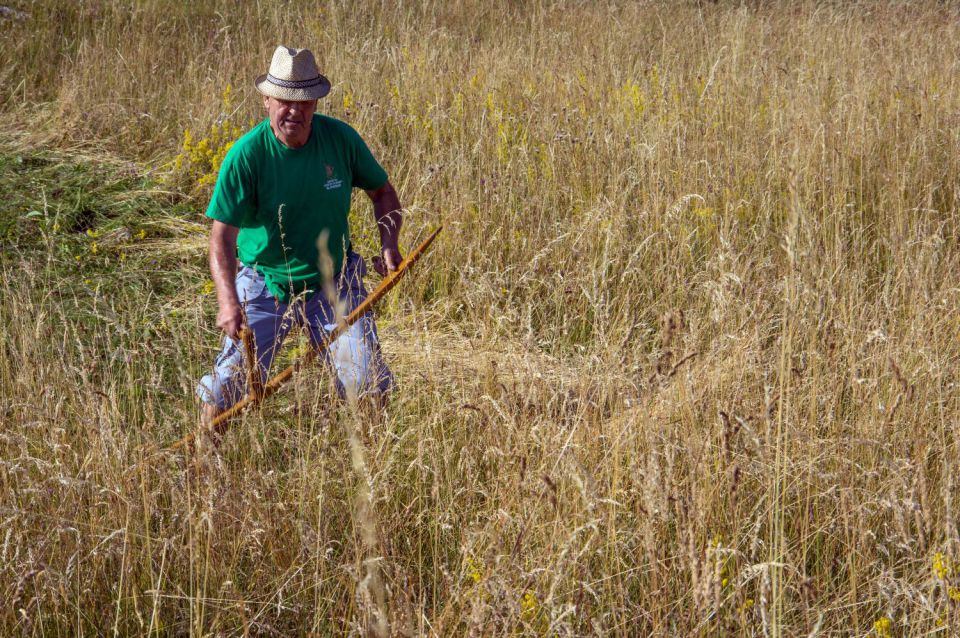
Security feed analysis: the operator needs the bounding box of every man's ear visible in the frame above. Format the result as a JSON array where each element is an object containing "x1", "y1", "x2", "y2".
[{"x1": 262, "y1": 95, "x2": 272, "y2": 109}]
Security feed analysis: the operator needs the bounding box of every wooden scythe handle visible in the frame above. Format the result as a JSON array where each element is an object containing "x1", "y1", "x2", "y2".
[
  {"x1": 172, "y1": 225, "x2": 443, "y2": 451},
  {"x1": 240, "y1": 328, "x2": 264, "y2": 400}
]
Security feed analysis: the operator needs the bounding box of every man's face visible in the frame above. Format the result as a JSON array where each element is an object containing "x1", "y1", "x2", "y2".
[{"x1": 263, "y1": 95, "x2": 318, "y2": 148}]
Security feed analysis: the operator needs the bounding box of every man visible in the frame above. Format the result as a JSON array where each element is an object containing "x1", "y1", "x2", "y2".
[{"x1": 197, "y1": 45, "x2": 402, "y2": 425}]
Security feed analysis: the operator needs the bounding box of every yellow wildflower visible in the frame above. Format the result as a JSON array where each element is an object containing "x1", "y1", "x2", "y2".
[
  {"x1": 933, "y1": 552, "x2": 951, "y2": 580},
  {"x1": 89, "y1": 242, "x2": 98, "y2": 255},
  {"x1": 465, "y1": 557, "x2": 482, "y2": 585},
  {"x1": 519, "y1": 589, "x2": 548, "y2": 633},
  {"x1": 873, "y1": 616, "x2": 892, "y2": 638},
  {"x1": 172, "y1": 89, "x2": 242, "y2": 192},
  {"x1": 520, "y1": 590, "x2": 539, "y2": 620}
]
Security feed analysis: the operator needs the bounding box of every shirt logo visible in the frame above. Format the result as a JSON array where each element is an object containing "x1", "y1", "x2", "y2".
[{"x1": 324, "y1": 164, "x2": 343, "y2": 191}]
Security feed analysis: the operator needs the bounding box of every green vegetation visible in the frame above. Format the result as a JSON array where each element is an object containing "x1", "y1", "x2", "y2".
[{"x1": 1, "y1": 1, "x2": 959, "y2": 635}]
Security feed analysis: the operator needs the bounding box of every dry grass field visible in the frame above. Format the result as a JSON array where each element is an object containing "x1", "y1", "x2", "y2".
[{"x1": 1, "y1": 0, "x2": 959, "y2": 635}]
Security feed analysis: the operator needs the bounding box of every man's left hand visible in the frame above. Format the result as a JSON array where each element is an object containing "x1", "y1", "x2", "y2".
[
  {"x1": 366, "y1": 182, "x2": 403, "y2": 276},
  {"x1": 374, "y1": 246, "x2": 403, "y2": 276}
]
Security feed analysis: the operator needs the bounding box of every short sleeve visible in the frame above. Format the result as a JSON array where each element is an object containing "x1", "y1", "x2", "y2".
[
  {"x1": 205, "y1": 145, "x2": 256, "y2": 227},
  {"x1": 345, "y1": 125, "x2": 388, "y2": 191}
]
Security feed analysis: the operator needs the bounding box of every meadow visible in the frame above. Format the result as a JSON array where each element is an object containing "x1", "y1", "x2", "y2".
[{"x1": 1, "y1": 0, "x2": 959, "y2": 635}]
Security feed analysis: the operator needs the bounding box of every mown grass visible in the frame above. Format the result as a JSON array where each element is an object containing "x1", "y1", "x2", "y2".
[{"x1": 2, "y1": 0, "x2": 960, "y2": 635}]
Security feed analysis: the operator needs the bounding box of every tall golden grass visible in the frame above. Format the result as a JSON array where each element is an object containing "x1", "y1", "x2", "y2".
[{"x1": 1, "y1": 0, "x2": 959, "y2": 635}]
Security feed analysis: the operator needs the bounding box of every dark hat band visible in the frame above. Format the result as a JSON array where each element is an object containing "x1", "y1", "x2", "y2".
[{"x1": 266, "y1": 73, "x2": 326, "y2": 89}]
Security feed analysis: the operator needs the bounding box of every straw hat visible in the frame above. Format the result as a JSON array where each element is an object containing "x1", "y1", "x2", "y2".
[{"x1": 255, "y1": 46, "x2": 331, "y2": 101}]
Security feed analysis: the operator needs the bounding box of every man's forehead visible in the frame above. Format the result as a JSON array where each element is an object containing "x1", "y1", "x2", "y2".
[{"x1": 267, "y1": 96, "x2": 317, "y2": 107}]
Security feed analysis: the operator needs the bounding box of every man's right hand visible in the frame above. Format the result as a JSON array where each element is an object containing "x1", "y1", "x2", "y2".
[{"x1": 216, "y1": 302, "x2": 244, "y2": 341}]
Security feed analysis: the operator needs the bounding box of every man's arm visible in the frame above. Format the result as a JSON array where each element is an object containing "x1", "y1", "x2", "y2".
[
  {"x1": 365, "y1": 180, "x2": 403, "y2": 275},
  {"x1": 209, "y1": 220, "x2": 243, "y2": 340}
]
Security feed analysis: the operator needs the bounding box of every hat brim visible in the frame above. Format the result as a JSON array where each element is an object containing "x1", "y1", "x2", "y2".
[{"x1": 255, "y1": 73, "x2": 331, "y2": 101}]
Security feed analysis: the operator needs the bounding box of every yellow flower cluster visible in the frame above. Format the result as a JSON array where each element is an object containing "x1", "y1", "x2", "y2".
[
  {"x1": 520, "y1": 590, "x2": 539, "y2": 618},
  {"x1": 461, "y1": 555, "x2": 546, "y2": 632},
  {"x1": 932, "y1": 552, "x2": 960, "y2": 601},
  {"x1": 933, "y1": 552, "x2": 953, "y2": 580},
  {"x1": 172, "y1": 85, "x2": 243, "y2": 192},
  {"x1": 520, "y1": 589, "x2": 548, "y2": 632},
  {"x1": 873, "y1": 616, "x2": 892, "y2": 638},
  {"x1": 465, "y1": 557, "x2": 483, "y2": 585},
  {"x1": 620, "y1": 80, "x2": 646, "y2": 118}
]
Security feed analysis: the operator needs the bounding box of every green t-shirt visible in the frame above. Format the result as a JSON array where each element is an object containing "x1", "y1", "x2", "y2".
[{"x1": 206, "y1": 114, "x2": 388, "y2": 302}]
